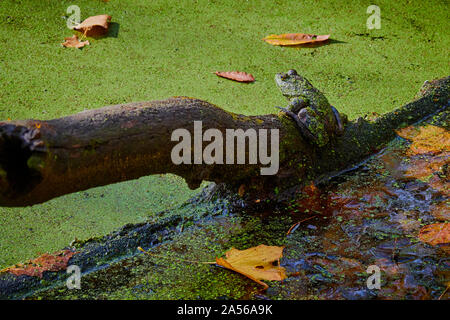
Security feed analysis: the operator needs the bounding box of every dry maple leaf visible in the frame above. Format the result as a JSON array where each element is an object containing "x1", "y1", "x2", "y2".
[
  {"x1": 61, "y1": 35, "x2": 90, "y2": 48},
  {"x1": 216, "y1": 244, "x2": 287, "y2": 290},
  {"x1": 73, "y1": 14, "x2": 111, "y2": 37},
  {"x1": 1, "y1": 250, "x2": 77, "y2": 278},
  {"x1": 262, "y1": 33, "x2": 330, "y2": 46},
  {"x1": 418, "y1": 223, "x2": 450, "y2": 246},
  {"x1": 215, "y1": 71, "x2": 255, "y2": 83}
]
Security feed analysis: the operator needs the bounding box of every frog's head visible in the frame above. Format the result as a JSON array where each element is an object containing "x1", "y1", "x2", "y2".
[{"x1": 275, "y1": 69, "x2": 313, "y2": 100}]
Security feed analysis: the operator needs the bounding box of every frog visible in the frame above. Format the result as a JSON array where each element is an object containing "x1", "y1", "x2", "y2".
[{"x1": 275, "y1": 69, "x2": 347, "y2": 147}]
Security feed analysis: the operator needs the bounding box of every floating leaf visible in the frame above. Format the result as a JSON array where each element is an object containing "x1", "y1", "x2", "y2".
[
  {"x1": 286, "y1": 216, "x2": 316, "y2": 235},
  {"x1": 430, "y1": 202, "x2": 450, "y2": 222},
  {"x1": 216, "y1": 244, "x2": 286, "y2": 289},
  {"x1": 402, "y1": 153, "x2": 448, "y2": 180},
  {"x1": 73, "y1": 14, "x2": 111, "y2": 37},
  {"x1": 439, "y1": 282, "x2": 450, "y2": 300},
  {"x1": 238, "y1": 184, "x2": 245, "y2": 197},
  {"x1": 1, "y1": 250, "x2": 77, "y2": 278},
  {"x1": 396, "y1": 125, "x2": 420, "y2": 140},
  {"x1": 215, "y1": 71, "x2": 255, "y2": 83},
  {"x1": 397, "y1": 125, "x2": 450, "y2": 155},
  {"x1": 418, "y1": 223, "x2": 450, "y2": 246},
  {"x1": 61, "y1": 35, "x2": 90, "y2": 48},
  {"x1": 262, "y1": 33, "x2": 330, "y2": 46}
]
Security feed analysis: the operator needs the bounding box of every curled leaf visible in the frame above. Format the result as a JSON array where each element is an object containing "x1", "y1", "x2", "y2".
[
  {"x1": 62, "y1": 35, "x2": 90, "y2": 48},
  {"x1": 215, "y1": 71, "x2": 255, "y2": 83},
  {"x1": 73, "y1": 14, "x2": 111, "y2": 37},
  {"x1": 216, "y1": 244, "x2": 287, "y2": 289},
  {"x1": 263, "y1": 33, "x2": 330, "y2": 46}
]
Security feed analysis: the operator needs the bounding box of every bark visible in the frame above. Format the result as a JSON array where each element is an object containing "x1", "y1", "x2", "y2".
[{"x1": 0, "y1": 77, "x2": 448, "y2": 207}]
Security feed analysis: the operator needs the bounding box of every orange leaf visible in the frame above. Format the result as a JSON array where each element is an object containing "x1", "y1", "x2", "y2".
[
  {"x1": 262, "y1": 33, "x2": 330, "y2": 46},
  {"x1": 61, "y1": 35, "x2": 90, "y2": 48},
  {"x1": 396, "y1": 125, "x2": 420, "y2": 140},
  {"x1": 397, "y1": 125, "x2": 450, "y2": 155},
  {"x1": 73, "y1": 14, "x2": 111, "y2": 37},
  {"x1": 215, "y1": 71, "x2": 255, "y2": 83},
  {"x1": 418, "y1": 223, "x2": 450, "y2": 246},
  {"x1": 1, "y1": 250, "x2": 77, "y2": 278},
  {"x1": 216, "y1": 244, "x2": 287, "y2": 289}
]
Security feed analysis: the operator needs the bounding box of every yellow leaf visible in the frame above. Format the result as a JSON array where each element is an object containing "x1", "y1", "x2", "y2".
[
  {"x1": 216, "y1": 244, "x2": 287, "y2": 289},
  {"x1": 396, "y1": 125, "x2": 420, "y2": 140},
  {"x1": 397, "y1": 125, "x2": 450, "y2": 155}
]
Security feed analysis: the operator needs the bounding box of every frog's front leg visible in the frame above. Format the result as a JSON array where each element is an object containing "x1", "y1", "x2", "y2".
[
  {"x1": 297, "y1": 107, "x2": 331, "y2": 147},
  {"x1": 288, "y1": 97, "x2": 308, "y2": 114},
  {"x1": 275, "y1": 106, "x2": 317, "y2": 142},
  {"x1": 331, "y1": 106, "x2": 344, "y2": 135}
]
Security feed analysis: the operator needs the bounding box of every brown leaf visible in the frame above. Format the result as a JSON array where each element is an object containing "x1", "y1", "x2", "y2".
[
  {"x1": 430, "y1": 202, "x2": 450, "y2": 222},
  {"x1": 262, "y1": 33, "x2": 330, "y2": 46},
  {"x1": 293, "y1": 182, "x2": 337, "y2": 215},
  {"x1": 286, "y1": 216, "x2": 316, "y2": 235},
  {"x1": 439, "y1": 282, "x2": 450, "y2": 300},
  {"x1": 215, "y1": 71, "x2": 255, "y2": 83},
  {"x1": 216, "y1": 245, "x2": 287, "y2": 289},
  {"x1": 1, "y1": 250, "x2": 77, "y2": 278},
  {"x1": 402, "y1": 152, "x2": 449, "y2": 180},
  {"x1": 238, "y1": 184, "x2": 245, "y2": 197},
  {"x1": 73, "y1": 14, "x2": 111, "y2": 37},
  {"x1": 62, "y1": 35, "x2": 90, "y2": 48},
  {"x1": 418, "y1": 223, "x2": 450, "y2": 246}
]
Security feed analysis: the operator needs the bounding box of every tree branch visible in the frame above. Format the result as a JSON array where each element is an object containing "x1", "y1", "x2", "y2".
[{"x1": 0, "y1": 76, "x2": 448, "y2": 207}]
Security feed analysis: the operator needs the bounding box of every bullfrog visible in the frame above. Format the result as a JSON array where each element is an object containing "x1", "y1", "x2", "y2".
[{"x1": 275, "y1": 69, "x2": 346, "y2": 147}]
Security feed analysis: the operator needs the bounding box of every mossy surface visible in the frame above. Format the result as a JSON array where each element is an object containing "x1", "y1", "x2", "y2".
[
  {"x1": 29, "y1": 212, "x2": 293, "y2": 300},
  {"x1": 0, "y1": 0, "x2": 448, "y2": 269}
]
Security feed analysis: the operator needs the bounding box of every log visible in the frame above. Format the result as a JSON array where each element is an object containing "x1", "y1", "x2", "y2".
[{"x1": 0, "y1": 77, "x2": 448, "y2": 207}]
